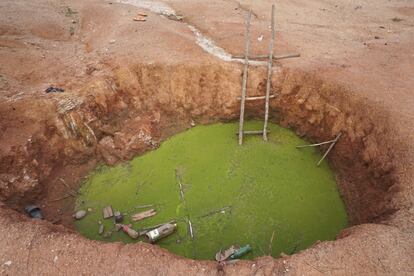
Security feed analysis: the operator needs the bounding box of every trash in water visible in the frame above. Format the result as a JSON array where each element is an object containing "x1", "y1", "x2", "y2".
[
  {"x1": 229, "y1": 244, "x2": 252, "y2": 260},
  {"x1": 73, "y1": 210, "x2": 87, "y2": 220},
  {"x1": 215, "y1": 245, "x2": 238, "y2": 262},
  {"x1": 131, "y1": 208, "x2": 156, "y2": 222},
  {"x1": 102, "y1": 206, "x2": 114, "y2": 219},
  {"x1": 215, "y1": 244, "x2": 252, "y2": 261},
  {"x1": 114, "y1": 211, "x2": 123, "y2": 223},
  {"x1": 115, "y1": 223, "x2": 123, "y2": 232},
  {"x1": 98, "y1": 224, "x2": 104, "y2": 235},
  {"x1": 122, "y1": 224, "x2": 140, "y2": 239},
  {"x1": 45, "y1": 87, "x2": 64, "y2": 93},
  {"x1": 145, "y1": 223, "x2": 177, "y2": 243},
  {"x1": 25, "y1": 205, "x2": 43, "y2": 219}
]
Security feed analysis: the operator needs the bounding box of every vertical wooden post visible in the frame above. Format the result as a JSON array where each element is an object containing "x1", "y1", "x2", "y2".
[
  {"x1": 238, "y1": 9, "x2": 252, "y2": 145},
  {"x1": 263, "y1": 4, "x2": 275, "y2": 141}
]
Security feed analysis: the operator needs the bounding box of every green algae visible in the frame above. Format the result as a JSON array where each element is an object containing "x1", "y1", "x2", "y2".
[{"x1": 75, "y1": 121, "x2": 348, "y2": 260}]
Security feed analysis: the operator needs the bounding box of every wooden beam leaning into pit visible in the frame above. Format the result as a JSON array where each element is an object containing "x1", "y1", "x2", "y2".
[
  {"x1": 238, "y1": 9, "x2": 252, "y2": 146},
  {"x1": 296, "y1": 132, "x2": 342, "y2": 166},
  {"x1": 263, "y1": 4, "x2": 276, "y2": 141}
]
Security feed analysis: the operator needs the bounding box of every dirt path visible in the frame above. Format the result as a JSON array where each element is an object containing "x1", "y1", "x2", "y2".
[{"x1": 0, "y1": 0, "x2": 413, "y2": 274}]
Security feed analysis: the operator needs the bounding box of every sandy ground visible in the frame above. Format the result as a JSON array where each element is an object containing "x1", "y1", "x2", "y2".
[{"x1": 0, "y1": 0, "x2": 414, "y2": 275}]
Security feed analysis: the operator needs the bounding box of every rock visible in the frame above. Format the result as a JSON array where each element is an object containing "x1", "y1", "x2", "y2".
[
  {"x1": 74, "y1": 210, "x2": 87, "y2": 220},
  {"x1": 3, "y1": 261, "x2": 12, "y2": 266}
]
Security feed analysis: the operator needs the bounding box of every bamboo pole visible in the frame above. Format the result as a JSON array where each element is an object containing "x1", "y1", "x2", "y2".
[
  {"x1": 317, "y1": 132, "x2": 342, "y2": 166},
  {"x1": 232, "y1": 53, "x2": 300, "y2": 60},
  {"x1": 263, "y1": 4, "x2": 275, "y2": 141},
  {"x1": 296, "y1": 139, "x2": 337, "y2": 148},
  {"x1": 238, "y1": 9, "x2": 252, "y2": 145}
]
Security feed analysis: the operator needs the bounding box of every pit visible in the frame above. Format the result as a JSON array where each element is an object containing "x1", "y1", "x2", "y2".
[{"x1": 1, "y1": 0, "x2": 413, "y2": 274}]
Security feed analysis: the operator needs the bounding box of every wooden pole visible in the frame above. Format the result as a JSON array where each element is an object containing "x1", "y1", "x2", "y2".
[
  {"x1": 238, "y1": 9, "x2": 252, "y2": 145},
  {"x1": 296, "y1": 139, "x2": 337, "y2": 148},
  {"x1": 263, "y1": 4, "x2": 275, "y2": 141},
  {"x1": 317, "y1": 132, "x2": 342, "y2": 166},
  {"x1": 232, "y1": 53, "x2": 300, "y2": 60}
]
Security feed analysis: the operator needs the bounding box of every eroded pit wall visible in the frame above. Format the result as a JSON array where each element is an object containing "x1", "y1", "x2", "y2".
[
  {"x1": 0, "y1": 64, "x2": 400, "y2": 226},
  {"x1": 0, "y1": 63, "x2": 412, "y2": 274}
]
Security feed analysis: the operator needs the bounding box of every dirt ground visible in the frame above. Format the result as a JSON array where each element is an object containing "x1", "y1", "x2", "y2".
[{"x1": 0, "y1": 0, "x2": 414, "y2": 275}]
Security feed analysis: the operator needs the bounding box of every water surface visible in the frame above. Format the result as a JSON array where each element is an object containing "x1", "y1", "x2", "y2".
[{"x1": 75, "y1": 121, "x2": 347, "y2": 260}]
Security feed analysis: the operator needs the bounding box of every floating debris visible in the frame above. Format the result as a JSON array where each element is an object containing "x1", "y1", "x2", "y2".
[
  {"x1": 115, "y1": 223, "x2": 123, "y2": 232},
  {"x1": 146, "y1": 223, "x2": 177, "y2": 243},
  {"x1": 73, "y1": 210, "x2": 87, "y2": 220},
  {"x1": 102, "y1": 206, "x2": 114, "y2": 219},
  {"x1": 114, "y1": 211, "x2": 123, "y2": 223},
  {"x1": 216, "y1": 245, "x2": 252, "y2": 261},
  {"x1": 131, "y1": 209, "x2": 156, "y2": 222},
  {"x1": 215, "y1": 246, "x2": 238, "y2": 262},
  {"x1": 230, "y1": 245, "x2": 252, "y2": 260},
  {"x1": 122, "y1": 225, "x2": 139, "y2": 239},
  {"x1": 25, "y1": 205, "x2": 43, "y2": 219},
  {"x1": 98, "y1": 224, "x2": 104, "y2": 235}
]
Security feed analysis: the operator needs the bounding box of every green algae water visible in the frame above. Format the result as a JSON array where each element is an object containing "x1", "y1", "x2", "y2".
[{"x1": 75, "y1": 121, "x2": 347, "y2": 260}]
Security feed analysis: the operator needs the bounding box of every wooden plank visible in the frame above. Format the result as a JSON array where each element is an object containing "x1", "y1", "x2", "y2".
[
  {"x1": 237, "y1": 95, "x2": 275, "y2": 101},
  {"x1": 102, "y1": 206, "x2": 114, "y2": 219},
  {"x1": 232, "y1": 53, "x2": 300, "y2": 60},
  {"x1": 131, "y1": 208, "x2": 157, "y2": 222},
  {"x1": 238, "y1": 9, "x2": 252, "y2": 146},
  {"x1": 263, "y1": 4, "x2": 275, "y2": 141}
]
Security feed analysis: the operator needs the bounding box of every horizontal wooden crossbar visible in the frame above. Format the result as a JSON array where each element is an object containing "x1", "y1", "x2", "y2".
[
  {"x1": 232, "y1": 53, "x2": 300, "y2": 61},
  {"x1": 235, "y1": 130, "x2": 270, "y2": 135},
  {"x1": 237, "y1": 95, "x2": 275, "y2": 101}
]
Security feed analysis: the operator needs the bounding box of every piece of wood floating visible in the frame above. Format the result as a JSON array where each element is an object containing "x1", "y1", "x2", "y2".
[
  {"x1": 188, "y1": 219, "x2": 194, "y2": 239},
  {"x1": 131, "y1": 208, "x2": 156, "y2": 222},
  {"x1": 232, "y1": 53, "x2": 300, "y2": 61},
  {"x1": 296, "y1": 139, "x2": 337, "y2": 148},
  {"x1": 317, "y1": 132, "x2": 342, "y2": 166},
  {"x1": 263, "y1": 4, "x2": 276, "y2": 141},
  {"x1": 133, "y1": 204, "x2": 155, "y2": 209},
  {"x1": 237, "y1": 95, "x2": 276, "y2": 101},
  {"x1": 102, "y1": 205, "x2": 114, "y2": 219},
  {"x1": 268, "y1": 231, "x2": 276, "y2": 255},
  {"x1": 238, "y1": 9, "x2": 252, "y2": 146}
]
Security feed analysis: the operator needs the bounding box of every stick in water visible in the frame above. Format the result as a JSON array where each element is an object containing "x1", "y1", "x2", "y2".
[{"x1": 268, "y1": 231, "x2": 275, "y2": 255}]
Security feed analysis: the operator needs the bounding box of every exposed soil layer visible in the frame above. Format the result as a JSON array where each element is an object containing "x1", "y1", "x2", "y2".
[{"x1": 0, "y1": 0, "x2": 413, "y2": 275}]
